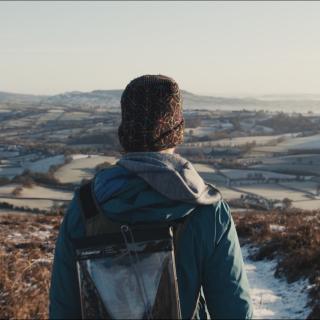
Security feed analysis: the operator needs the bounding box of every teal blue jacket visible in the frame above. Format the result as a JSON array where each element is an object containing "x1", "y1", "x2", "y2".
[{"x1": 49, "y1": 166, "x2": 253, "y2": 319}]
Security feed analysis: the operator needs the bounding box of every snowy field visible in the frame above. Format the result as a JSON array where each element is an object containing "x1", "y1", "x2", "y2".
[
  {"x1": 60, "y1": 111, "x2": 94, "y2": 122},
  {"x1": 20, "y1": 155, "x2": 66, "y2": 173},
  {"x1": 253, "y1": 163, "x2": 320, "y2": 176},
  {"x1": 178, "y1": 147, "x2": 213, "y2": 154},
  {"x1": 17, "y1": 185, "x2": 73, "y2": 200},
  {"x1": 4, "y1": 119, "x2": 35, "y2": 128},
  {"x1": 279, "y1": 181, "x2": 320, "y2": 195},
  {"x1": 185, "y1": 127, "x2": 216, "y2": 137},
  {"x1": 291, "y1": 200, "x2": 320, "y2": 211},
  {"x1": 0, "y1": 151, "x2": 19, "y2": 158},
  {"x1": 218, "y1": 186, "x2": 244, "y2": 200},
  {"x1": 239, "y1": 122, "x2": 274, "y2": 133},
  {"x1": 236, "y1": 183, "x2": 308, "y2": 202},
  {"x1": 54, "y1": 155, "x2": 117, "y2": 183},
  {"x1": 192, "y1": 164, "x2": 226, "y2": 182},
  {"x1": 36, "y1": 112, "x2": 63, "y2": 124},
  {"x1": 0, "y1": 184, "x2": 73, "y2": 200},
  {"x1": 242, "y1": 245, "x2": 312, "y2": 319},
  {"x1": 0, "y1": 198, "x2": 61, "y2": 211},
  {"x1": 8, "y1": 153, "x2": 38, "y2": 162},
  {"x1": 184, "y1": 134, "x2": 298, "y2": 148},
  {"x1": 220, "y1": 169, "x2": 313, "y2": 181},
  {"x1": 252, "y1": 154, "x2": 320, "y2": 166},
  {"x1": 253, "y1": 134, "x2": 320, "y2": 152},
  {"x1": 0, "y1": 166, "x2": 24, "y2": 177},
  {"x1": 192, "y1": 163, "x2": 218, "y2": 174}
]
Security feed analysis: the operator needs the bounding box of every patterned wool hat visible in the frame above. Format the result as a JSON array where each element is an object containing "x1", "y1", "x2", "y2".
[{"x1": 118, "y1": 75, "x2": 184, "y2": 152}]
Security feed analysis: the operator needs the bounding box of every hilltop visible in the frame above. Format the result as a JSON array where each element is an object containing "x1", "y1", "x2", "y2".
[
  {"x1": 1, "y1": 89, "x2": 320, "y2": 111},
  {"x1": 0, "y1": 92, "x2": 49, "y2": 103}
]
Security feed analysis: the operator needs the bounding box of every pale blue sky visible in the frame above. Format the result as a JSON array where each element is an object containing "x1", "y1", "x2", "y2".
[{"x1": 1, "y1": 1, "x2": 320, "y2": 95}]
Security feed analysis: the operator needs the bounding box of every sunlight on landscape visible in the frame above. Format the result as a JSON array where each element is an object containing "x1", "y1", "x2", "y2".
[{"x1": 1, "y1": 1, "x2": 320, "y2": 319}]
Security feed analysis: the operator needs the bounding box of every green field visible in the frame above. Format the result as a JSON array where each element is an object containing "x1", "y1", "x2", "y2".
[
  {"x1": 36, "y1": 112, "x2": 64, "y2": 124},
  {"x1": 59, "y1": 112, "x2": 91, "y2": 122},
  {"x1": 4, "y1": 119, "x2": 35, "y2": 128}
]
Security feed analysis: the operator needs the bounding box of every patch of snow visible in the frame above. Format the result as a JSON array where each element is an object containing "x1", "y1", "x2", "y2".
[
  {"x1": 30, "y1": 230, "x2": 51, "y2": 240},
  {"x1": 70, "y1": 154, "x2": 91, "y2": 160},
  {"x1": 12, "y1": 232, "x2": 22, "y2": 237},
  {"x1": 269, "y1": 225, "x2": 286, "y2": 232},
  {"x1": 20, "y1": 155, "x2": 65, "y2": 173},
  {"x1": 242, "y1": 245, "x2": 311, "y2": 319},
  {"x1": 48, "y1": 109, "x2": 64, "y2": 113},
  {"x1": 221, "y1": 169, "x2": 313, "y2": 181},
  {"x1": 31, "y1": 258, "x2": 53, "y2": 264}
]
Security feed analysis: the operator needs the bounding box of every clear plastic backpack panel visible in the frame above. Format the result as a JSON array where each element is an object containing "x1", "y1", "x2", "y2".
[{"x1": 73, "y1": 228, "x2": 181, "y2": 319}]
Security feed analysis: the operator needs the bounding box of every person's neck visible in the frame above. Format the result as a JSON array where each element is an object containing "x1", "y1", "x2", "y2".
[{"x1": 158, "y1": 148, "x2": 175, "y2": 154}]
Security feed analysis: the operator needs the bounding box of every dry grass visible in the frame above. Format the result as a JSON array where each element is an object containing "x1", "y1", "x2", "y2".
[
  {"x1": 232, "y1": 209, "x2": 320, "y2": 319},
  {"x1": 1, "y1": 209, "x2": 319, "y2": 319},
  {"x1": 0, "y1": 213, "x2": 62, "y2": 319}
]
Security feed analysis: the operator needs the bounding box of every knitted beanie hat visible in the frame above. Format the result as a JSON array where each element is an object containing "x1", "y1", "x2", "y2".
[{"x1": 118, "y1": 75, "x2": 184, "y2": 152}]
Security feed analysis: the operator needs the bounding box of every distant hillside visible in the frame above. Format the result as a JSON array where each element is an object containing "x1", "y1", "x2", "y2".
[
  {"x1": 42, "y1": 90, "x2": 123, "y2": 104},
  {"x1": 2, "y1": 89, "x2": 320, "y2": 112},
  {"x1": 41, "y1": 88, "x2": 265, "y2": 108},
  {"x1": 0, "y1": 91, "x2": 49, "y2": 102},
  {"x1": 41, "y1": 89, "x2": 320, "y2": 111}
]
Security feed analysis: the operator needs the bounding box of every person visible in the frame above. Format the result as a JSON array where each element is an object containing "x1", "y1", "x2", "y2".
[{"x1": 49, "y1": 75, "x2": 253, "y2": 319}]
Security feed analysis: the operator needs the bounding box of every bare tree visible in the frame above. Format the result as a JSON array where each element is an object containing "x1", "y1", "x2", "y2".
[
  {"x1": 12, "y1": 187, "x2": 23, "y2": 197},
  {"x1": 283, "y1": 198, "x2": 292, "y2": 209},
  {"x1": 197, "y1": 152, "x2": 204, "y2": 159}
]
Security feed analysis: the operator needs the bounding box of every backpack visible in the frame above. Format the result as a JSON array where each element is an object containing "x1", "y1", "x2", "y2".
[{"x1": 72, "y1": 180, "x2": 199, "y2": 319}]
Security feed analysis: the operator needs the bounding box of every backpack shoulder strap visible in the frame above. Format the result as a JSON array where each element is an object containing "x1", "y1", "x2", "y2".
[
  {"x1": 77, "y1": 179, "x2": 197, "y2": 252},
  {"x1": 77, "y1": 180, "x2": 125, "y2": 236},
  {"x1": 172, "y1": 209, "x2": 196, "y2": 261},
  {"x1": 76, "y1": 181, "x2": 99, "y2": 226}
]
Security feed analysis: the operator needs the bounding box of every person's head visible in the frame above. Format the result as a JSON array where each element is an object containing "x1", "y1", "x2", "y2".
[{"x1": 118, "y1": 75, "x2": 184, "y2": 154}]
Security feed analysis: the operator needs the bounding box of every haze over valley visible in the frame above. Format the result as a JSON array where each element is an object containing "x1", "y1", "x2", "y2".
[{"x1": 2, "y1": 1, "x2": 320, "y2": 318}]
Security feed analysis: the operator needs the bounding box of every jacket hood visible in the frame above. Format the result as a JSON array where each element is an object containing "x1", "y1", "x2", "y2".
[{"x1": 117, "y1": 152, "x2": 221, "y2": 205}]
